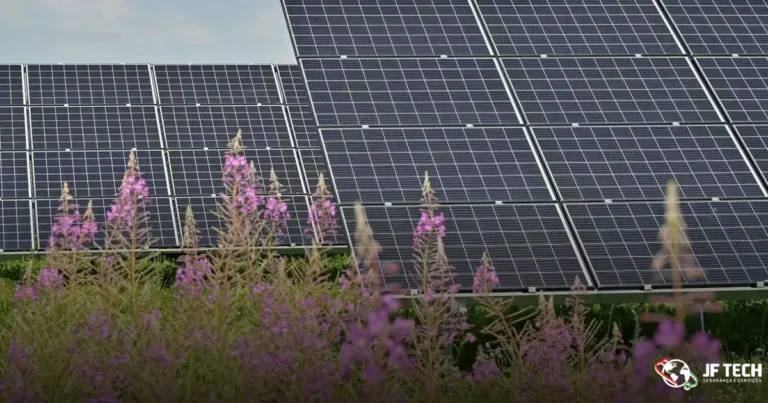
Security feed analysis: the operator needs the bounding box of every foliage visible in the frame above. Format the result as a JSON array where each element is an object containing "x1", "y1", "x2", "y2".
[{"x1": 1, "y1": 144, "x2": 767, "y2": 402}]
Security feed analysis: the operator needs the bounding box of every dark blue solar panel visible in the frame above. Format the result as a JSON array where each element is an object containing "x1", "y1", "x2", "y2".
[
  {"x1": 0, "y1": 107, "x2": 28, "y2": 150},
  {"x1": 343, "y1": 203, "x2": 588, "y2": 292},
  {"x1": 475, "y1": 0, "x2": 682, "y2": 56},
  {"x1": 0, "y1": 152, "x2": 30, "y2": 199},
  {"x1": 0, "y1": 200, "x2": 34, "y2": 251},
  {"x1": 35, "y1": 198, "x2": 179, "y2": 249},
  {"x1": 566, "y1": 200, "x2": 768, "y2": 288},
  {"x1": 533, "y1": 125, "x2": 765, "y2": 201},
  {"x1": 300, "y1": 148, "x2": 334, "y2": 195},
  {"x1": 27, "y1": 65, "x2": 154, "y2": 106},
  {"x1": 302, "y1": 58, "x2": 520, "y2": 127},
  {"x1": 697, "y1": 57, "x2": 768, "y2": 123},
  {"x1": 321, "y1": 127, "x2": 552, "y2": 204},
  {"x1": 0, "y1": 65, "x2": 24, "y2": 105},
  {"x1": 30, "y1": 106, "x2": 161, "y2": 150},
  {"x1": 154, "y1": 65, "x2": 281, "y2": 105},
  {"x1": 32, "y1": 150, "x2": 169, "y2": 199},
  {"x1": 735, "y1": 125, "x2": 768, "y2": 184},
  {"x1": 282, "y1": 0, "x2": 490, "y2": 57},
  {"x1": 167, "y1": 149, "x2": 304, "y2": 196},
  {"x1": 174, "y1": 195, "x2": 311, "y2": 247},
  {"x1": 161, "y1": 105, "x2": 293, "y2": 149},
  {"x1": 503, "y1": 57, "x2": 721, "y2": 124},
  {"x1": 288, "y1": 105, "x2": 320, "y2": 148},
  {"x1": 277, "y1": 65, "x2": 308, "y2": 104},
  {"x1": 664, "y1": 0, "x2": 768, "y2": 55}
]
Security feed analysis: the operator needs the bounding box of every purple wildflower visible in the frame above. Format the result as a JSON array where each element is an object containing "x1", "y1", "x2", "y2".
[
  {"x1": 653, "y1": 320, "x2": 686, "y2": 348},
  {"x1": 306, "y1": 174, "x2": 338, "y2": 244},
  {"x1": 36, "y1": 268, "x2": 64, "y2": 291},
  {"x1": 690, "y1": 331, "x2": 721, "y2": 363},
  {"x1": 13, "y1": 286, "x2": 38, "y2": 302},
  {"x1": 222, "y1": 154, "x2": 249, "y2": 187},
  {"x1": 106, "y1": 152, "x2": 150, "y2": 231},
  {"x1": 472, "y1": 254, "x2": 499, "y2": 294},
  {"x1": 175, "y1": 256, "x2": 213, "y2": 297},
  {"x1": 471, "y1": 359, "x2": 500, "y2": 382}
]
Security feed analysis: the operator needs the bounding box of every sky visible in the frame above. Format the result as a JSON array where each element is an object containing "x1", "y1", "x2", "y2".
[{"x1": 0, "y1": 0, "x2": 297, "y2": 64}]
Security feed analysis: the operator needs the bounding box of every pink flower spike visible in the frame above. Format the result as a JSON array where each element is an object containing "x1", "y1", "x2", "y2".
[{"x1": 653, "y1": 320, "x2": 686, "y2": 348}]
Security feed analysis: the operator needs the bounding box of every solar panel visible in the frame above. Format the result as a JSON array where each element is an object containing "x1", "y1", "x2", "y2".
[
  {"x1": 161, "y1": 105, "x2": 293, "y2": 149},
  {"x1": 167, "y1": 149, "x2": 304, "y2": 196},
  {"x1": 697, "y1": 57, "x2": 768, "y2": 123},
  {"x1": 0, "y1": 65, "x2": 23, "y2": 105},
  {"x1": 288, "y1": 105, "x2": 321, "y2": 148},
  {"x1": 502, "y1": 57, "x2": 721, "y2": 124},
  {"x1": 300, "y1": 148, "x2": 334, "y2": 194},
  {"x1": 663, "y1": 0, "x2": 768, "y2": 55},
  {"x1": 532, "y1": 125, "x2": 765, "y2": 201},
  {"x1": 0, "y1": 152, "x2": 31, "y2": 199},
  {"x1": 29, "y1": 106, "x2": 161, "y2": 150},
  {"x1": 566, "y1": 200, "x2": 768, "y2": 288},
  {"x1": 734, "y1": 125, "x2": 768, "y2": 183},
  {"x1": 282, "y1": 0, "x2": 491, "y2": 57},
  {"x1": 321, "y1": 127, "x2": 553, "y2": 204},
  {"x1": 27, "y1": 64, "x2": 154, "y2": 106},
  {"x1": 35, "y1": 198, "x2": 179, "y2": 249},
  {"x1": 475, "y1": 0, "x2": 682, "y2": 56},
  {"x1": 277, "y1": 65, "x2": 308, "y2": 104},
  {"x1": 0, "y1": 107, "x2": 28, "y2": 150},
  {"x1": 301, "y1": 58, "x2": 521, "y2": 127},
  {"x1": 0, "y1": 200, "x2": 34, "y2": 251},
  {"x1": 174, "y1": 195, "x2": 311, "y2": 247},
  {"x1": 32, "y1": 150, "x2": 169, "y2": 199},
  {"x1": 154, "y1": 65, "x2": 281, "y2": 105},
  {"x1": 342, "y1": 203, "x2": 588, "y2": 292}
]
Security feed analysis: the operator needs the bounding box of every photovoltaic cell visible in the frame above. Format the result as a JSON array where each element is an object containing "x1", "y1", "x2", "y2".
[
  {"x1": 32, "y1": 150, "x2": 169, "y2": 199},
  {"x1": 35, "y1": 198, "x2": 179, "y2": 249},
  {"x1": 302, "y1": 58, "x2": 519, "y2": 127},
  {"x1": 161, "y1": 105, "x2": 293, "y2": 149},
  {"x1": 282, "y1": 0, "x2": 490, "y2": 57},
  {"x1": 300, "y1": 148, "x2": 334, "y2": 195},
  {"x1": 0, "y1": 65, "x2": 23, "y2": 105},
  {"x1": 174, "y1": 196, "x2": 311, "y2": 247},
  {"x1": 0, "y1": 200, "x2": 33, "y2": 251},
  {"x1": 29, "y1": 106, "x2": 161, "y2": 150},
  {"x1": 154, "y1": 65, "x2": 281, "y2": 105},
  {"x1": 502, "y1": 57, "x2": 720, "y2": 124},
  {"x1": 0, "y1": 152, "x2": 30, "y2": 199},
  {"x1": 735, "y1": 125, "x2": 768, "y2": 183},
  {"x1": 0, "y1": 107, "x2": 27, "y2": 150},
  {"x1": 532, "y1": 125, "x2": 764, "y2": 201},
  {"x1": 167, "y1": 149, "x2": 304, "y2": 196},
  {"x1": 288, "y1": 105, "x2": 320, "y2": 148},
  {"x1": 566, "y1": 200, "x2": 768, "y2": 287},
  {"x1": 697, "y1": 57, "x2": 768, "y2": 123},
  {"x1": 321, "y1": 127, "x2": 552, "y2": 204},
  {"x1": 343, "y1": 203, "x2": 587, "y2": 291},
  {"x1": 27, "y1": 64, "x2": 154, "y2": 105},
  {"x1": 475, "y1": 0, "x2": 682, "y2": 56},
  {"x1": 277, "y1": 65, "x2": 308, "y2": 104},
  {"x1": 663, "y1": 0, "x2": 768, "y2": 55}
]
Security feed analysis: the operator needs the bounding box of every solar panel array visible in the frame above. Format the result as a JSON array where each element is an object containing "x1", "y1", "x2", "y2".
[
  {"x1": 0, "y1": 63, "x2": 341, "y2": 251},
  {"x1": 282, "y1": 0, "x2": 768, "y2": 292}
]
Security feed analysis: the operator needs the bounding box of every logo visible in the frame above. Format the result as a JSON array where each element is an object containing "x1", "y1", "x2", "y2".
[
  {"x1": 654, "y1": 358, "x2": 699, "y2": 390},
  {"x1": 703, "y1": 363, "x2": 763, "y2": 384}
]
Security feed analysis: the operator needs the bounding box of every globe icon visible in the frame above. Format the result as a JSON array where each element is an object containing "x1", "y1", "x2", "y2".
[{"x1": 656, "y1": 359, "x2": 697, "y2": 389}]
